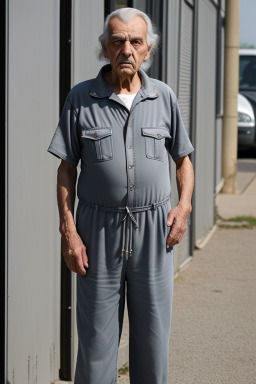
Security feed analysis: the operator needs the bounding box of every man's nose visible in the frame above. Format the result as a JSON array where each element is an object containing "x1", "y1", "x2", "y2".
[{"x1": 122, "y1": 41, "x2": 132, "y2": 57}]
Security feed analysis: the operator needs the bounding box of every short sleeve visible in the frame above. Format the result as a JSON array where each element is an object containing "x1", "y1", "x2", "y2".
[
  {"x1": 167, "y1": 99, "x2": 194, "y2": 161},
  {"x1": 47, "y1": 96, "x2": 81, "y2": 167}
]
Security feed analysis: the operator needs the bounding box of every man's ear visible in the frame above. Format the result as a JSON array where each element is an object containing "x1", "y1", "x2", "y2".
[
  {"x1": 144, "y1": 44, "x2": 152, "y2": 62},
  {"x1": 101, "y1": 41, "x2": 108, "y2": 59}
]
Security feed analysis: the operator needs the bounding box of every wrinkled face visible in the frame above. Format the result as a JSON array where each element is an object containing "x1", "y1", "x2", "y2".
[{"x1": 101, "y1": 16, "x2": 152, "y2": 78}]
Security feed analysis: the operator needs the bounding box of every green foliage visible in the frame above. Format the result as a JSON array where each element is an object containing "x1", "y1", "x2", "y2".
[
  {"x1": 226, "y1": 216, "x2": 256, "y2": 226},
  {"x1": 118, "y1": 365, "x2": 129, "y2": 375}
]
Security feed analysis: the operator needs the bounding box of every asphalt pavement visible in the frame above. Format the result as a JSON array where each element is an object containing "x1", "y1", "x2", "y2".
[{"x1": 118, "y1": 157, "x2": 256, "y2": 384}]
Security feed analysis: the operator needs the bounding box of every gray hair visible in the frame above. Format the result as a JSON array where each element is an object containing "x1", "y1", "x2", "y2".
[{"x1": 97, "y1": 7, "x2": 160, "y2": 71}]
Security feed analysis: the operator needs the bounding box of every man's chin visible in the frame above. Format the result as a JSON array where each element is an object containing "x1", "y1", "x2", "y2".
[{"x1": 117, "y1": 67, "x2": 136, "y2": 76}]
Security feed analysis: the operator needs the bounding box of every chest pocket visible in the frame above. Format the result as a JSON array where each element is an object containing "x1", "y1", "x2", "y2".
[
  {"x1": 81, "y1": 128, "x2": 113, "y2": 161},
  {"x1": 141, "y1": 127, "x2": 172, "y2": 161}
]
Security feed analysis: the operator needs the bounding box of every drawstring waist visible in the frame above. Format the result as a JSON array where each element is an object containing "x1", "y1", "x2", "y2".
[
  {"x1": 121, "y1": 206, "x2": 139, "y2": 259},
  {"x1": 79, "y1": 196, "x2": 170, "y2": 259}
]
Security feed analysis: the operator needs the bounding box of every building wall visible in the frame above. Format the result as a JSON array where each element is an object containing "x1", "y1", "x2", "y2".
[
  {"x1": 6, "y1": 1, "x2": 61, "y2": 382},
  {"x1": 72, "y1": 0, "x2": 104, "y2": 86},
  {"x1": 194, "y1": 0, "x2": 218, "y2": 241},
  {"x1": 5, "y1": 0, "x2": 224, "y2": 380},
  {"x1": 71, "y1": 0, "x2": 105, "y2": 378},
  {"x1": 166, "y1": 0, "x2": 223, "y2": 256},
  {"x1": 215, "y1": 3, "x2": 225, "y2": 194},
  {"x1": 176, "y1": 0, "x2": 194, "y2": 264}
]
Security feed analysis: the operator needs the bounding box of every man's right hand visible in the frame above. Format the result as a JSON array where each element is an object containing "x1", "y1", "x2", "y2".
[
  {"x1": 61, "y1": 231, "x2": 89, "y2": 276},
  {"x1": 57, "y1": 160, "x2": 89, "y2": 276}
]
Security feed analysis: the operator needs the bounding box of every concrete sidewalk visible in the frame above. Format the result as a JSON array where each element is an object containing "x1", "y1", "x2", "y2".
[
  {"x1": 216, "y1": 159, "x2": 256, "y2": 219},
  {"x1": 168, "y1": 227, "x2": 256, "y2": 383},
  {"x1": 118, "y1": 159, "x2": 256, "y2": 383},
  {"x1": 118, "y1": 227, "x2": 256, "y2": 383},
  {"x1": 168, "y1": 159, "x2": 256, "y2": 383}
]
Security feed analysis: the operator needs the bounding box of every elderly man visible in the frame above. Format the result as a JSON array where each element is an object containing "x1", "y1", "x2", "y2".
[{"x1": 48, "y1": 7, "x2": 194, "y2": 384}]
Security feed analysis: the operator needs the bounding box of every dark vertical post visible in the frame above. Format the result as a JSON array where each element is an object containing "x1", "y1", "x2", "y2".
[
  {"x1": 59, "y1": 0, "x2": 72, "y2": 380},
  {"x1": 1, "y1": 0, "x2": 6, "y2": 382}
]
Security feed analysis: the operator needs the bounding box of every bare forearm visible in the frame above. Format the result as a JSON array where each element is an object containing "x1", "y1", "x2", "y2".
[
  {"x1": 176, "y1": 155, "x2": 194, "y2": 213},
  {"x1": 57, "y1": 160, "x2": 77, "y2": 236},
  {"x1": 56, "y1": 160, "x2": 88, "y2": 275},
  {"x1": 166, "y1": 155, "x2": 194, "y2": 247}
]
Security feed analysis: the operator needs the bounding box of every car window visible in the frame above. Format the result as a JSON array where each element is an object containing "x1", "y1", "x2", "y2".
[{"x1": 239, "y1": 55, "x2": 256, "y2": 91}]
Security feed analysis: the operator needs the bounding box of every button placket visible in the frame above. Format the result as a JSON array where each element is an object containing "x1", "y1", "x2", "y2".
[{"x1": 125, "y1": 117, "x2": 135, "y2": 206}]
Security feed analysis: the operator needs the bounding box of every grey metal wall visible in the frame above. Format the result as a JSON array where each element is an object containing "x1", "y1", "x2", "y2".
[
  {"x1": 215, "y1": 3, "x2": 225, "y2": 193},
  {"x1": 166, "y1": 0, "x2": 183, "y2": 272},
  {"x1": 166, "y1": 0, "x2": 180, "y2": 95},
  {"x1": 176, "y1": 0, "x2": 194, "y2": 264},
  {"x1": 215, "y1": 117, "x2": 223, "y2": 192},
  {"x1": 166, "y1": 0, "x2": 194, "y2": 270},
  {"x1": 71, "y1": 0, "x2": 105, "y2": 378},
  {"x1": 72, "y1": 0, "x2": 105, "y2": 86},
  {"x1": 6, "y1": 1, "x2": 61, "y2": 382},
  {"x1": 194, "y1": 0, "x2": 217, "y2": 241}
]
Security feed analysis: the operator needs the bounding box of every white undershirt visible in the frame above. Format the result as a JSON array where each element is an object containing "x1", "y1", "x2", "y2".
[{"x1": 117, "y1": 93, "x2": 137, "y2": 111}]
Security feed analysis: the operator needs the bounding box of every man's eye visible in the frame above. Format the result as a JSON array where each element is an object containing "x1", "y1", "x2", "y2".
[
  {"x1": 133, "y1": 40, "x2": 141, "y2": 46},
  {"x1": 113, "y1": 40, "x2": 122, "y2": 46}
]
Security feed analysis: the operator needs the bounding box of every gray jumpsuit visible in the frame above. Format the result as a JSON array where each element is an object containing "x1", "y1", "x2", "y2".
[{"x1": 48, "y1": 64, "x2": 194, "y2": 384}]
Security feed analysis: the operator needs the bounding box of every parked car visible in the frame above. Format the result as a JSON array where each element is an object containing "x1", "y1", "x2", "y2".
[{"x1": 238, "y1": 49, "x2": 256, "y2": 148}]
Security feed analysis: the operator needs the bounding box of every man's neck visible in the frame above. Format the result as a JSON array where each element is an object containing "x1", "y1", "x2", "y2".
[{"x1": 103, "y1": 69, "x2": 142, "y2": 95}]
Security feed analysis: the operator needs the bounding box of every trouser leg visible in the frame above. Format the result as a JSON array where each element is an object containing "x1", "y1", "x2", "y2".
[
  {"x1": 127, "y1": 246, "x2": 174, "y2": 384},
  {"x1": 74, "y1": 263, "x2": 125, "y2": 384}
]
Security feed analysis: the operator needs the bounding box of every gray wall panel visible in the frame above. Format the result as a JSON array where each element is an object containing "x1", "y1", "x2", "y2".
[
  {"x1": 133, "y1": 0, "x2": 147, "y2": 12},
  {"x1": 166, "y1": 0, "x2": 194, "y2": 268},
  {"x1": 176, "y1": 0, "x2": 193, "y2": 264},
  {"x1": 72, "y1": 0, "x2": 105, "y2": 86},
  {"x1": 166, "y1": 0, "x2": 180, "y2": 96},
  {"x1": 7, "y1": 1, "x2": 60, "y2": 382},
  {"x1": 216, "y1": 117, "x2": 223, "y2": 191},
  {"x1": 215, "y1": 11, "x2": 225, "y2": 191},
  {"x1": 178, "y1": 0, "x2": 193, "y2": 135},
  {"x1": 166, "y1": 0, "x2": 183, "y2": 270},
  {"x1": 71, "y1": 0, "x2": 104, "y2": 377},
  {"x1": 195, "y1": 0, "x2": 217, "y2": 241}
]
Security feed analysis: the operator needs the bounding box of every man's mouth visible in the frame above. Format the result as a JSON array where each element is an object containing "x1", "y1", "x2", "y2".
[{"x1": 119, "y1": 61, "x2": 133, "y2": 66}]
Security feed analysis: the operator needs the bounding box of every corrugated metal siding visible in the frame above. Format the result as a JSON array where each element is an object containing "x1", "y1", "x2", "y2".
[
  {"x1": 178, "y1": 1, "x2": 193, "y2": 135},
  {"x1": 215, "y1": 10, "x2": 225, "y2": 191},
  {"x1": 166, "y1": 0, "x2": 182, "y2": 273},
  {"x1": 195, "y1": 0, "x2": 217, "y2": 241},
  {"x1": 177, "y1": 0, "x2": 194, "y2": 264},
  {"x1": 166, "y1": 0, "x2": 180, "y2": 95}
]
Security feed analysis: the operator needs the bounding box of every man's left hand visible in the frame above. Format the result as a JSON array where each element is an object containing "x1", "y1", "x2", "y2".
[{"x1": 166, "y1": 204, "x2": 191, "y2": 248}]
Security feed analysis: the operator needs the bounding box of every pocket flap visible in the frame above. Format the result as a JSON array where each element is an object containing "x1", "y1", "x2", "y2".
[
  {"x1": 141, "y1": 127, "x2": 172, "y2": 140},
  {"x1": 81, "y1": 128, "x2": 112, "y2": 140}
]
